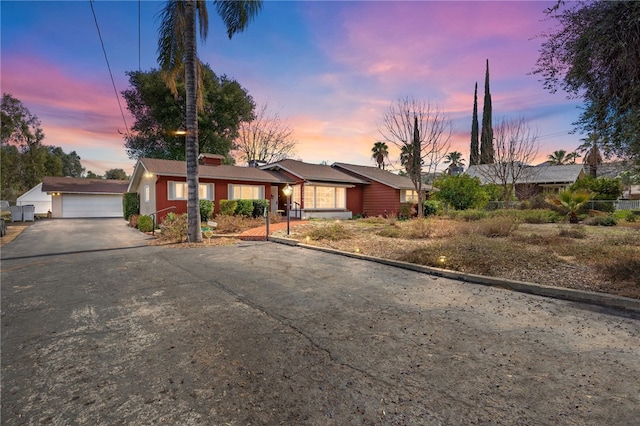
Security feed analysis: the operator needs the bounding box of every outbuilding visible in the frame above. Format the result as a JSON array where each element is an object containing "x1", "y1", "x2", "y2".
[
  {"x1": 17, "y1": 182, "x2": 52, "y2": 215},
  {"x1": 42, "y1": 177, "x2": 129, "y2": 218}
]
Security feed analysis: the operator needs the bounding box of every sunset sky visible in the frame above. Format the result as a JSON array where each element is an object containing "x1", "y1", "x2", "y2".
[{"x1": 1, "y1": 0, "x2": 583, "y2": 175}]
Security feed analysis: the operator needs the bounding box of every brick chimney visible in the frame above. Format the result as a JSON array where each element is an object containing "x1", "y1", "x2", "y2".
[{"x1": 198, "y1": 153, "x2": 224, "y2": 166}]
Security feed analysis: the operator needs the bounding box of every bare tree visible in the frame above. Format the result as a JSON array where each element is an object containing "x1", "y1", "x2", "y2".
[
  {"x1": 233, "y1": 102, "x2": 296, "y2": 165},
  {"x1": 476, "y1": 117, "x2": 540, "y2": 208},
  {"x1": 379, "y1": 96, "x2": 452, "y2": 217}
]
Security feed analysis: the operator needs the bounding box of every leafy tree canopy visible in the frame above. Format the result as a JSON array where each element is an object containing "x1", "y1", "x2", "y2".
[
  {"x1": 104, "y1": 168, "x2": 128, "y2": 180},
  {"x1": 533, "y1": 1, "x2": 640, "y2": 164},
  {"x1": 1, "y1": 93, "x2": 84, "y2": 203},
  {"x1": 434, "y1": 174, "x2": 488, "y2": 210},
  {"x1": 122, "y1": 64, "x2": 255, "y2": 161},
  {"x1": 570, "y1": 176, "x2": 623, "y2": 200}
]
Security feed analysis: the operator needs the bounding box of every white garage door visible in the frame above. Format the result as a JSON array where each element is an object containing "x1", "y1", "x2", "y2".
[{"x1": 61, "y1": 194, "x2": 122, "y2": 218}]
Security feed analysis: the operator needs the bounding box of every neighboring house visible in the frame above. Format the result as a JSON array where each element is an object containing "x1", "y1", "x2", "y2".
[
  {"x1": 128, "y1": 156, "x2": 422, "y2": 220},
  {"x1": 17, "y1": 182, "x2": 52, "y2": 215},
  {"x1": 466, "y1": 164, "x2": 585, "y2": 199},
  {"x1": 42, "y1": 177, "x2": 129, "y2": 218}
]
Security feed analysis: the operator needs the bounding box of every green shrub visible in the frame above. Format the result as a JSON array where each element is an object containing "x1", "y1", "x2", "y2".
[
  {"x1": 235, "y1": 199, "x2": 254, "y2": 217},
  {"x1": 199, "y1": 199, "x2": 214, "y2": 222},
  {"x1": 519, "y1": 209, "x2": 562, "y2": 224},
  {"x1": 122, "y1": 192, "x2": 139, "y2": 220},
  {"x1": 138, "y1": 215, "x2": 154, "y2": 232},
  {"x1": 423, "y1": 200, "x2": 440, "y2": 217},
  {"x1": 252, "y1": 199, "x2": 270, "y2": 218},
  {"x1": 219, "y1": 199, "x2": 237, "y2": 216},
  {"x1": 158, "y1": 212, "x2": 188, "y2": 242},
  {"x1": 613, "y1": 209, "x2": 638, "y2": 222},
  {"x1": 398, "y1": 203, "x2": 415, "y2": 220}
]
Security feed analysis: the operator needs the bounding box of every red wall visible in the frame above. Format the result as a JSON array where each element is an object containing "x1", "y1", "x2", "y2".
[
  {"x1": 154, "y1": 176, "x2": 273, "y2": 221},
  {"x1": 362, "y1": 181, "x2": 400, "y2": 217},
  {"x1": 346, "y1": 186, "x2": 364, "y2": 215}
]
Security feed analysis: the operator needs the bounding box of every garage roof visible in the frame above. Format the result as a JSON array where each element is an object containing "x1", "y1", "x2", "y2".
[{"x1": 42, "y1": 177, "x2": 129, "y2": 194}]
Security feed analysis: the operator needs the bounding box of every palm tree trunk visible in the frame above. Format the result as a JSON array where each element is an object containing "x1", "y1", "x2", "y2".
[{"x1": 185, "y1": 0, "x2": 202, "y2": 242}]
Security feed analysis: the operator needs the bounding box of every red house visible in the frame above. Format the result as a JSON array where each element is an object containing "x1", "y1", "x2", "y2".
[{"x1": 128, "y1": 155, "x2": 426, "y2": 220}]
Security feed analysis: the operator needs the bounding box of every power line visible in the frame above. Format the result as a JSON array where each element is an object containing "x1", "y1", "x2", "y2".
[{"x1": 89, "y1": 0, "x2": 130, "y2": 136}]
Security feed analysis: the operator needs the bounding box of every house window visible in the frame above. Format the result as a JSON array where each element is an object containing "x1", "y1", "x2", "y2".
[
  {"x1": 168, "y1": 181, "x2": 214, "y2": 200},
  {"x1": 228, "y1": 184, "x2": 264, "y2": 200},
  {"x1": 303, "y1": 185, "x2": 346, "y2": 209},
  {"x1": 400, "y1": 189, "x2": 418, "y2": 203},
  {"x1": 143, "y1": 185, "x2": 150, "y2": 203}
]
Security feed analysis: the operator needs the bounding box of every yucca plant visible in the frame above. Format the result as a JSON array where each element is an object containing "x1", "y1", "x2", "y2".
[{"x1": 546, "y1": 189, "x2": 591, "y2": 223}]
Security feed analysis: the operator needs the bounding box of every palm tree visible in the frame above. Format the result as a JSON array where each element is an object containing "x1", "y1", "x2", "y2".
[
  {"x1": 546, "y1": 189, "x2": 591, "y2": 223},
  {"x1": 157, "y1": 0, "x2": 262, "y2": 242},
  {"x1": 444, "y1": 151, "x2": 465, "y2": 175},
  {"x1": 400, "y1": 144, "x2": 414, "y2": 175},
  {"x1": 548, "y1": 149, "x2": 569, "y2": 165},
  {"x1": 371, "y1": 141, "x2": 389, "y2": 169}
]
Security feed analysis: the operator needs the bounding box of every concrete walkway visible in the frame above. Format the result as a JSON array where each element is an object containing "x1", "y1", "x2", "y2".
[{"x1": 238, "y1": 219, "x2": 306, "y2": 240}]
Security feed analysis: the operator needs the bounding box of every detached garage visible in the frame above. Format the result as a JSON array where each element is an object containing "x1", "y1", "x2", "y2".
[{"x1": 42, "y1": 177, "x2": 129, "y2": 218}]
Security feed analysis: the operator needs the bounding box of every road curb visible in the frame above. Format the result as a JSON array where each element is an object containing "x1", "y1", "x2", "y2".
[{"x1": 268, "y1": 236, "x2": 640, "y2": 315}]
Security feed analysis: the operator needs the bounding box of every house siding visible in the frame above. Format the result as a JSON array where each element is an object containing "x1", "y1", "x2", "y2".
[
  {"x1": 362, "y1": 181, "x2": 400, "y2": 217},
  {"x1": 346, "y1": 186, "x2": 364, "y2": 215},
  {"x1": 153, "y1": 176, "x2": 274, "y2": 220}
]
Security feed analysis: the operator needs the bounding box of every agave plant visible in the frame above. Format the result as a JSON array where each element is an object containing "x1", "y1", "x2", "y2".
[{"x1": 546, "y1": 189, "x2": 592, "y2": 223}]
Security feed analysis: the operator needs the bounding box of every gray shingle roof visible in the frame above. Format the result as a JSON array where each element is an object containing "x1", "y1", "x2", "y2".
[
  {"x1": 261, "y1": 159, "x2": 367, "y2": 184},
  {"x1": 139, "y1": 158, "x2": 291, "y2": 183},
  {"x1": 332, "y1": 162, "x2": 417, "y2": 190},
  {"x1": 466, "y1": 164, "x2": 585, "y2": 185},
  {"x1": 42, "y1": 177, "x2": 129, "y2": 194}
]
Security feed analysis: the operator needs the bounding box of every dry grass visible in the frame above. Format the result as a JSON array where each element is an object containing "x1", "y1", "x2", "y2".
[{"x1": 278, "y1": 217, "x2": 640, "y2": 300}]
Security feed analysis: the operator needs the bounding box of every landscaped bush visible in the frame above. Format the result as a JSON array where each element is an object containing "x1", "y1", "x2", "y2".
[
  {"x1": 423, "y1": 200, "x2": 440, "y2": 217},
  {"x1": 518, "y1": 209, "x2": 562, "y2": 224},
  {"x1": 122, "y1": 192, "x2": 139, "y2": 220},
  {"x1": 213, "y1": 214, "x2": 264, "y2": 233},
  {"x1": 474, "y1": 217, "x2": 519, "y2": 237},
  {"x1": 404, "y1": 218, "x2": 436, "y2": 239},
  {"x1": 158, "y1": 212, "x2": 188, "y2": 243},
  {"x1": 306, "y1": 222, "x2": 353, "y2": 241},
  {"x1": 613, "y1": 209, "x2": 638, "y2": 222},
  {"x1": 398, "y1": 203, "x2": 415, "y2": 220},
  {"x1": 557, "y1": 225, "x2": 587, "y2": 239},
  {"x1": 376, "y1": 225, "x2": 402, "y2": 238},
  {"x1": 252, "y1": 199, "x2": 270, "y2": 218},
  {"x1": 137, "y1": 215, "x2": 154, "y2": 232},
  {"x1": 199, "y1": 199, "x2": 214, "y2": 222},
  {"x1": 219, "y1": 199, "x2": 237, "y2": 216},
  {"x1": 235, "y1": 199, "x2": 254, "y2": 217},
  {"x1": 584, "y1": 215, "x2": 617, "y2": 226}
]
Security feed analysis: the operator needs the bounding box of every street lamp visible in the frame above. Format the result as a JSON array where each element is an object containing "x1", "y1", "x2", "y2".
[{"x1": 282, "y1": 184, "x2": 293, "y2": 235}]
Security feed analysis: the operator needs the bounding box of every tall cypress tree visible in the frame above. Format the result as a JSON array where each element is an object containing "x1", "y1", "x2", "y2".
[
  {"x1": 470, "y1": 82, "x2": 480, "y2": 166},
  {"x1": 480, "y1": 59, "x2": 494, "y2": 164}
]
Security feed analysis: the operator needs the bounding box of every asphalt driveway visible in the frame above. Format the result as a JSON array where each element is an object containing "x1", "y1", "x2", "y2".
[{"x1": 1, "y1": 219, "x2": 639, "y2": 424}]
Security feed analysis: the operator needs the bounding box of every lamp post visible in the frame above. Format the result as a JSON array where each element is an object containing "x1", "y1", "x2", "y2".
[{"x1": 282, "y1": 184, "x2": 293, "y2": 235}]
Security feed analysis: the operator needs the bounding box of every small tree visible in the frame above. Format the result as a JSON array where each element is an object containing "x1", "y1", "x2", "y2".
[
  {"x1": 434, "y1": 174, "x2": 488, "y2": 211},
  {"x1": 104, "y1": 168, "x2": 128, "y2": 180},
  {"x1": 475, "y1": 117, "x2": 540, "y2": 208},
  {"x1": 379, "y1": 96, "x2": 452, "y2": 217},
  {"x1": 546, "y1": 189, "x2": 591, "y2": 223}
]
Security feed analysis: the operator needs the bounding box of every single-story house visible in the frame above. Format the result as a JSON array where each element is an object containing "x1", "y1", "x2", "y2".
[
  {"x1": 42, "y1": 176, "x2": 129, "y2": 218},
  {"x1": 128, "y1": 155, "x2": 424, "y2": 220},
  {"x1": 17, "y1": 182, "x2": 52, "y2": 215},
  {"x1": 465, "y1": 164, "x2": 586, "y2": 199}
]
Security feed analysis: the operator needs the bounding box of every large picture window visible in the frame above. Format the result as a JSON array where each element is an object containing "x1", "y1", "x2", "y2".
[
  {"x1": 400, "y1": 189, "x2": 418, "y2": 203},
  {"x1": 228, "y1": 184, "x2": 264, "y2": 200},
  {"x1": 168, "y1": 181, "x2": 214, "y2": 200},
  {"x1": 303, "y1": 185, "x2": 346, "y2": 209}
]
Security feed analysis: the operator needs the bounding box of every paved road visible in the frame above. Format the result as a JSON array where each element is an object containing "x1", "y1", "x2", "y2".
[{"x1": 2, "y1": 219, "x2": 639, "y2": 425}]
